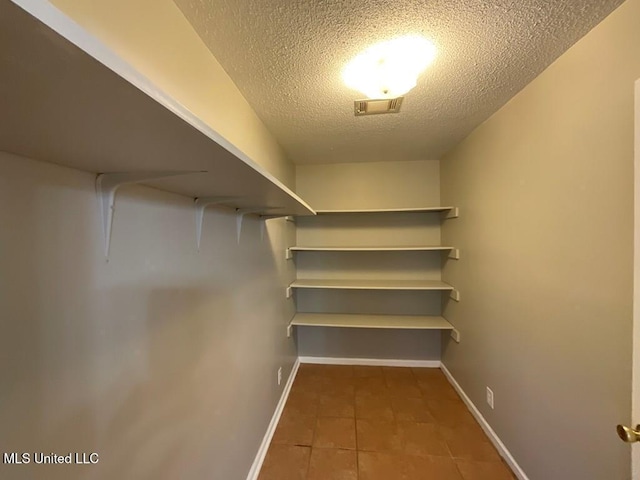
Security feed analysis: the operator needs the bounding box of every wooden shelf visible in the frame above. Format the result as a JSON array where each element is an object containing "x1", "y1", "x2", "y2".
[
  {"x1": 290, "y1": 279, "x2": 454, "y2": 291},
  {"x1": 290, "y1": 313, "x2": 454, "y2": 330},
  {"x1": 290, "y1": 245, "x2": 453, "y2": 252},
  {"x1": 1, "y1": 1, "x2": 314, "y2": 217},
  {"x1": 314, "y1": 207, "x2": 456, "y2": 214}
]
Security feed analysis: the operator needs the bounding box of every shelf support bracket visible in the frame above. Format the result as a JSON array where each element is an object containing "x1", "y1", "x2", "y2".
[
  {"x1": 445, "y1": 207, "x2": 459, "y2": 219},
  {"x1": 449, "y1": 289, "x2": 461, "y2": 302},
  {"x1": 96, "y1": 171, "x2": 198, "y2": 259},
  {"x1": 195, "y1": 197, "x2": 238, "y2": 250},
  {"x1": 236, "y1": 208, "x2": 266, "y2": 243},
  {"x1": 258, "y1": 208, "x2": 285, "y2": 240},
  {"x1": 448, "y1": 248, "x2": 460, "y2": 260}
]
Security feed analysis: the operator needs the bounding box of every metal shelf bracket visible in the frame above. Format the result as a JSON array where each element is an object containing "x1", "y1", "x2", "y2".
[
  {"x1": 236, "y1": 207, "x2": 266, "y2": 243},
  {"x1": 195, "y1": 196, "x2": 238, "y2": 250},
  {"x1": 448, "y1": 248, "x2": 460, "y2": 260},
  {"x1": 445, "y1": 207, "x2": 460, "y2": 219},
  {"x1": 96, "y1": 171, "x2": 199, "y2": 259},
  {"x1": 449, "y1": 289, "x2": 461, "y2": 302}
]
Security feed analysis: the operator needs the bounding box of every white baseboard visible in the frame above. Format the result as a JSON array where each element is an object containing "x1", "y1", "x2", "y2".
[
  {"x1": 245, "y1": 359, "x2": 300, "y2": 480},
  {"x1": 440, "y1": 364, "x2": 529, "y2": 480},
  {"x1": 298, "y1": 356, "x2": 441, "y2": 368}
]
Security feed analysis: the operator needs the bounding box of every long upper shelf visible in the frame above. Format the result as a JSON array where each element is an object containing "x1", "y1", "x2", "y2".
[
  {"x1": 290, "y1": 313, "x2": 454, "y2": 330},
  {"x1": 2, "y1": 1, "x2": 314, "y2": 217},
  {"x1": 290, "y1": 279, "x2": 454, "y2": 291}
]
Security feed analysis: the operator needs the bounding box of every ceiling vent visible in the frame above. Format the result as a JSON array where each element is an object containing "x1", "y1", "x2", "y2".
[{"x1": 354, "y1": 97, "x2": 404, "y2": 116}]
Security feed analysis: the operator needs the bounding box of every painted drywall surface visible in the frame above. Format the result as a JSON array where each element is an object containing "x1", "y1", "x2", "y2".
[
  {"x1": 297, "y1": 328, "x2": 442, "y2": 361},
  {"x1": 48, "y1": 0, "x2": 294, "y2": 188},
  {"x1": 295, "y1": 160, "x2": 444, "y2": 359},
  {"x1": 0, "y1": 152, "x2": 296, "y2": 480},
  {"x1": 440, "y1": 1, "x2": 639, "y2": 478},
  {"x1": 296, "y1": 160, "x2": 440, "y2": 210}
]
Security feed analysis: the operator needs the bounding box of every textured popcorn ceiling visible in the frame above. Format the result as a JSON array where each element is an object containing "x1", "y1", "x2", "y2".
[{"x1": 174, "y1": 0, "x2": 622, "y2": 164}]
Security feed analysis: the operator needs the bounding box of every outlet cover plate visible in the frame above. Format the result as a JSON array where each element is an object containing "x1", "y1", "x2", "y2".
[{"x1": 486, "y1": 387, "x2": 494, "y2": 409}]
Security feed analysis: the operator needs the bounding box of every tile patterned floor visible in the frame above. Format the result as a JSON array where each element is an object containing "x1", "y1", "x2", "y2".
[{"x1": 258, "y1": 364, "x2": 516, "y2": 480}]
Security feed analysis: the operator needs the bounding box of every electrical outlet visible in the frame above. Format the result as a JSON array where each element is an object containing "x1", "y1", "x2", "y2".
[
  {"x1": 486, "y1": 387, "x2": 494, "y2": 409},
  {"x1": 450, "y1": 328, "x2": 461, "y2": 343},
  {"x1": 277, "y1": 367, "x2": 282, "y2": 386}
]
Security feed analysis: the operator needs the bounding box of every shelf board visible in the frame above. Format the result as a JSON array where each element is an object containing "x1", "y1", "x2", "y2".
[
  {"x1": 290, "y1": 279, "x2": 454, "y2": 291},
  {"x1": 290, "y1": 313, "x2": 454, "y2": 330},
  {"x1": 290, "y1": 246, "x2": 454, "y2": 252},
  {"x1": 313, "y1": 207, "x2": 455, "y2": 214},
  {"x1": 2, "y1": 1, "x2": 314, "y2": 217}
]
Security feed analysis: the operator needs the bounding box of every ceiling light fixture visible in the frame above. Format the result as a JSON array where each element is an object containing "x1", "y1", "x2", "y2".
[{"x1": 343, "y1": 36, "x2": 437, "y2": 99}]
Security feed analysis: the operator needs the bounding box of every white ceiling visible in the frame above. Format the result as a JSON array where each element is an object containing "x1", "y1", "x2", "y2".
[{"x1": 174, "y1": 0, "x2": 622, "y2": 165}]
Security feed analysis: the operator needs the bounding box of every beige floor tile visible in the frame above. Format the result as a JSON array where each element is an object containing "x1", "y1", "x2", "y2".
[
  {"x1": 357, "y1": 451, "x2": 406, "y2": 480},
  {"x1": 354, "y1": 376, "x2": 388, "y2": 396},
  {"x1": 323, "y1": 377, "x2": 356, "y2": 397},
  {"x1": 419, "y1": 383, "x2": 463, "y2": 402},
  {"x1": 411, "y1": 367, "x2": 446, "y2": 381},
  {"x1": 439, "y1": 424, "x2": 501, "y2": 462},
  {"x1": 417, "y1": 375, "x2": 461, "y2": 402},
  {"x1": 355, "y1": 394, "x2": 395, "y2": 420},
  {"x1": 298, "y1": 363, "x2": 329, "y2": 376},
  {"x1": 292, "y1": 374, "x2": 327, "y2": 395},
  {"x1": 318, "y1": 393, "x2": 355, "y2": 418},
  {"x1": 386, "y1": 379, "x2": 423, "y2": 398},
  {"x1": 306, "y1": 448, "x2": 358, "y2": 480},
  {"x1": 359, "y1": 452, "x2": 463, "y2": 480},
  {"x1": 391, "y1": 396, "x2": 435, "y2": 422},
  {"x1": 284, "y1": 388, "x2": 319, "y2": 416},
  {"x1": 383, "y1": 366, "x2": 416, "y2": 382},
  {"x1": 271, "y1": 412, "x2": 316, "y2": 446},
  {"x1": 257, "y1": 444, "x2": 310, "y2": 480},
  {"x1": 455, "y1": 459, "x2": 516, "y2": 480},
  {"x1": 400, "y1": 421, "x2": 450, "y2": 457},
  {"x1": 262, "y1": 366, "x2": 511, "y2": 480},
  {"x1": 318, "y1": 365, "x2": 354, "y2": 378},
  {"x1": 427, "y1": 399, "x2": 477, "y2": 427},
  {"x1": 403, "y1": 454, "x2": 464, "y2": 480},
  {"x1": 356, "y1": 419, "x2": 404, "y2": 452},
  {"x1": 353, "y1": 365, "x2": 385, "y2": 378},
  {"x1": 313, "y1": 417, "x2": 357, "y2": 449}
]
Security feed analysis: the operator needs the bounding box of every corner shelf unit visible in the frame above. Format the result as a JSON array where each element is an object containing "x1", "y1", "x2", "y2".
[
  {"x1": 288, "y1": 206, "x2": 459, "y2": 332},
  {"x1": 1, "y1": 1, "x2": 315, "y2": 218}
]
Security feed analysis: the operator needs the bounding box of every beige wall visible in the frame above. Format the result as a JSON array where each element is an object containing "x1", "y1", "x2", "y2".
[
  {"x1": 440, "y1": 1, "x2": 639, "y2": 478},
  {"x1": 0, "y1": 152, "x2": 297, "y2": 479},
  {"x1": 296, "y1": 160, "x2": 440, "y2": 211},
  {"x1": 49, "y1": 0, "x2": 294, "y2": 188},
  {"x1": 295, "y1": 160, "x2": 445, "y2": 359}
]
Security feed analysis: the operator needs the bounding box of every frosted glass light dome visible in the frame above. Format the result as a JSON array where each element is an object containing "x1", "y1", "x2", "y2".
[{"x1": 343, "y1": 36, "x2": 437, "y2": 99}]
